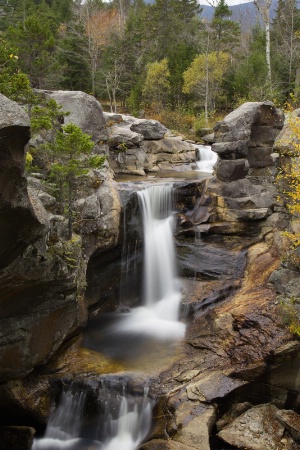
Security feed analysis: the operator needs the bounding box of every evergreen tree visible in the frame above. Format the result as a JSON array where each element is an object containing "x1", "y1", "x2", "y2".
[{"x1": 211, "y1": 0, "x2": 240, "y2": 53}]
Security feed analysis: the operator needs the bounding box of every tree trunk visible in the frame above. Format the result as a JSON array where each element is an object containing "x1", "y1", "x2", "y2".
[{"x1": 265, "y1": 16, "x2": 272, "y2": 82}]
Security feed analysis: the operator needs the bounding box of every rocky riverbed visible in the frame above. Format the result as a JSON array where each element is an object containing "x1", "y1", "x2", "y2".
[{"x1": 0, "y1": 93, "x2": 299, "y2": 450}]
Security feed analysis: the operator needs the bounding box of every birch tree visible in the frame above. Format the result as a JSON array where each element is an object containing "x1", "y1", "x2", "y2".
[{"x1": 253, "y1": 0, "x2": 273, "y2": 83}]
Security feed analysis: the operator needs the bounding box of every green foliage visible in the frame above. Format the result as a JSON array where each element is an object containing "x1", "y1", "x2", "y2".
[
  {"x1": 142, "y1": 59, "x2": 171, "y2": 111},
  {"x1": 6, "y1": 13, "x2": 61, "y2": 88},
  {"x1": 211, "y1": 0, "x2": 240, "y2": 53},
  {"x1": 49, "y1": 123, "x2": 106, "y2": 238},
  {"x1": 30, "y1": 98, "x2": 65, "y2": 135},
  {"x1": 183, "y1": 51, "x2": 230, "y2": 113},
  {"x1": 0, "y1": 38, "x2": 34, "y2": 103}
]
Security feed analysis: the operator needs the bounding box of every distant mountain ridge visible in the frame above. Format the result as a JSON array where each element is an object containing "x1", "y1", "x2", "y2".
[{"x1": 199, "y1": 1, "x2": 279, "y2": 27}]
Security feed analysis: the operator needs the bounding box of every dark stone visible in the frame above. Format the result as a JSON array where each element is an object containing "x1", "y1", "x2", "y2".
[
  {"x1": 130, "y1": 119, "x2": 167, "y2": 140},
  {"x1": 211, "y1": 140, "x2": 248, "y2": 159},
  {"x1": 214, "y1": 158, "x2": 250, "y2": 181},
  {"x1": 247, "y1": 146, "x2": 274, "y2": 168},
  {"x1": 177, "y1": 240, "x2": 247, "y2": 281},
  {"x1": 0, "y1": 426, "x2": 35, "y2": 450}
]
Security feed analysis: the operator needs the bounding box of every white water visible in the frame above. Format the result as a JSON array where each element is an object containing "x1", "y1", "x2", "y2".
[
  {"x1": 33, "y1": 183, "x2": 185, "y2": 450},
  {"x1": 115, "y1": 184, "x2": 185, "y2": 340},
  {"x1": 195, "y1": 145, "x2": 218, "y2": 172},
  {"x1": 32, "y1": 387, "x2": 152, "y2": 450}
]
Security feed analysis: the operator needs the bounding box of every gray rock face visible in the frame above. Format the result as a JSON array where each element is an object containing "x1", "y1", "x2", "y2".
[
  {"x1": 0, "y1": 95, "x2": 45, "y2": 270},
  {"x1": 269, "y1": 267, "x2": 300, "y2": 298},
  {"x1": 143, "y1": 138, "x2": 195, "y2": 171},
  {"x1": 130, "y1": 119, "x2": 167, "y2": 139},
  {"x1": 109, "y1": 147, "x2": 147, "y2": 176},
  {"x1": 213, "y1": 102, "x2": 283, "y2": 182},
  {"x1": 212, "y1": 140, "x2": 248, "y2": 159},
  {"x1": 42, "y1": 90, "x2": 108, "y2": 153},
  {"x1": 108, "y1": 125, "x2": 144, "y2": 148},
  {"x1": 214, "y1": 158, "x2": 250, "y2": 182},
  {"x1": 218, "y1": 404, "x2": 285, "y2": 450},
  {"x1": 0, "y1": 94, "x2": 121, "y2": 382}
]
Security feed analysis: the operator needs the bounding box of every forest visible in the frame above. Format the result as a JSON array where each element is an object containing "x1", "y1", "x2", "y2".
[{"x1": 0, "y1": 0, "x2": 299, "y2": 130}]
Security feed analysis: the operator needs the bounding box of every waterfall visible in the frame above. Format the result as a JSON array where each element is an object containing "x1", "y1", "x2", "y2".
[
  {"x1": 115, "y1": 183, "x2": 186, "y2": 340},
  {"x1": 195, "y1": 145, "x2": 218, "y2": 172},
  {"x1": 32, "y1": 385, "x2": 152, "y2": 450}
]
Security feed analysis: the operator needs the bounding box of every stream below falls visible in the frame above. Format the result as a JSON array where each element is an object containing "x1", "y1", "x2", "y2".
[{"x1": 32, "y1": 173, "x2": 204, "y2": 449}]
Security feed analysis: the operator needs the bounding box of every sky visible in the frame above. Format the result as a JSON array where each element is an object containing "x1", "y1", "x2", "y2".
[{"x1": 199, "y1": 0, "x2": 254, "y2": 5}]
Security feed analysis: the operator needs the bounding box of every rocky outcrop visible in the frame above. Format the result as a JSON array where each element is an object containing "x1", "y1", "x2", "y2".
[
  {"x1": 213, "y1": 101, "x2": 284, "y2": 182},
  {"x1": 0, "y1": 94, "x2": 46, "y2": 269},
  {"x1": 0, "y1": 93, "x2": 122, "y2": 382},
  {"x1": 105, "y1": 113, "x2": 195, "y2": 175},
  {"x1": 218, "y1": 404, "x2": 285, "y2": 449},
  {"x1": 38, "y1": 90, "x2": 109, "y2": 155}
]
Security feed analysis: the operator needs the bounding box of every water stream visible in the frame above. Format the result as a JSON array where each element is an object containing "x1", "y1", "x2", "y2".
[
  {"x1": 33, "y1": 182, "x2": 185, "y2": 450},
  {"x1": 115, "y1": 183, "x2": 185, "y2": 340},
  {"x1": 32, "y1": 384, "x2": 152, "y2": 450},
  {"x1": 195, "y1": 144, "x2": 218, "y2": 172}
]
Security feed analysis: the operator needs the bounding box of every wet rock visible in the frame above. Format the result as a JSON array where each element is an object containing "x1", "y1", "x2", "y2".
[
  {"x1": 0, "y1": 426, "x2": 35, "y2": 450},
  {"x1": 218, "y1": 404, "x2": 285, "y2": 450},
  {"x1": 173, "y1": 401, "x2": 216, "y2": 450},
  {"x1": 186, "y1": 372, "x2": 247, "y2": 402},
  {"x1": 140, "y1": 440, "x2": 192, "y2": 449},
  {"x1": 130, "y1": 119, "x2": 167, "y2": 140},
  {"x1": 276, "y1": 410, "x2": 300, "y2": 443},
  {"x1": 178, "y1": 240, "x2": 247, "y2": 281}
]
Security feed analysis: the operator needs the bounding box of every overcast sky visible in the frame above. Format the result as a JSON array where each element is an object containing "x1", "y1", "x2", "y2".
[{"x1": 199, "y1": 0, "x2": 254, "y2": 5}]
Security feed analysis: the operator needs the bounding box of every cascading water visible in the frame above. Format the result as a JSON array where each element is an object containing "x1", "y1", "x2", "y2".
[
  {"x1": 32, "y1": 384, "x2": 152, "y2": 450},
  {"x1": 33, "y1": 182, "x2": 185, "y2": 450},
  {"x1": 115, "y1": 183, "x2": 186, "y2": 340},
  {"x1": 195, "y1": 144, "x2": 218, "y2": 172}
]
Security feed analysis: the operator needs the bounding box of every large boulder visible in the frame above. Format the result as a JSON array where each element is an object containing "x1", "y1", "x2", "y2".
[
  {"x1": 130, "y1": 119, "x2": 167, "y2": 140},
  {"x1": 0, "y1": 94, "x2": 96, "y2": 381},
  {"x1": 142, "y1": 138, "x2": 195, "y2": 171},
  {"x1": 108, "y1": 125, "x2": 144, "y2": 149},
  {"x1": 0, "y1": 94, "x2": 46, "y2": 269},
  {"x1": 218, "y1": 404, "x2": 285, "y2": 450},
  {"x1": 212, "y1": 102, "x2": 283, "y2": 183},
  {"x1": 41, "y1": 90, "x2": 109, "y2": 154}
]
